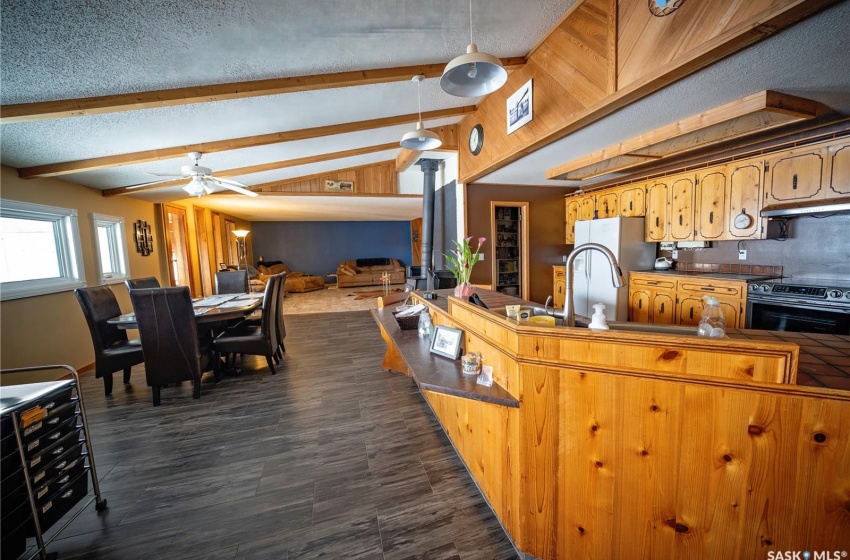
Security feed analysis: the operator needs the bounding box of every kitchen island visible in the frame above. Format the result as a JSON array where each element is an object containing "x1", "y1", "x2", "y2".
[{"x1": 373, "y1": 289, "x2": 850, "y2": 560}]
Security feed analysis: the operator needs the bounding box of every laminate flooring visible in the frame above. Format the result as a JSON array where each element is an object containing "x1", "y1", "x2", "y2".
[{"x1": 30, "y1": 311, "x2": 518, "y2": 560}]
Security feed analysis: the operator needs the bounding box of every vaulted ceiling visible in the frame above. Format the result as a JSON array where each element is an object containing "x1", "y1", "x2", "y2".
[{"x1": 2, "y1": 0, "x2": 849, "y2": 222}]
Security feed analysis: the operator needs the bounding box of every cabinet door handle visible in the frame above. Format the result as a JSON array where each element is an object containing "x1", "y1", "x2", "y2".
[
  {"x1": 655, "y1": 217, "x2": 660, "y2": 227},
  {"x1": 61, "y1": 489, "x2": 75, "y2": 499},
  {"x1": 689, "y1": 307, "x2": 694, "y2": 319},
  {"x1": 700, "y1": 287, "x2": 715, "y2": 291},
  {"x1": 630, "y1": 201, "x2": 633, "y2": 211},
  {"x1": 679, "y1": 215, "x2": 683, "y2": 226},
  {"x1": 638, "y1": 300, "x2": 642, "y2": 309},
  {"x1": 660, "y1": 302, "x2": 665, "y2": 313},
  {"x1": 709, "y1": 211, "x2": 714, "y2": 224},
  {"x1": 52, "y1": 446, "x2": 64, "y2": 456},
  {"x1": 792, "y1": 174, "x2": 798, "y2": 190}
]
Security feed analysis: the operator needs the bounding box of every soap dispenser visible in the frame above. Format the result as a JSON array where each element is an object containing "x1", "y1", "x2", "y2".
[{"x1": 588, "y1": 303, "x2": 609, "y2": 331}]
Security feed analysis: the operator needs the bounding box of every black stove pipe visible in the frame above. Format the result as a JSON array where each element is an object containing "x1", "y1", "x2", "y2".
[{"x1": 418, "y1": 159, "x2": 440, "y2": 291}]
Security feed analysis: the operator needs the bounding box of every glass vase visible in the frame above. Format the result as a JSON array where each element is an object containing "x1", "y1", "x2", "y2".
[{"x1": 454, "y1": 282, "x2": 474, "y2": 299}]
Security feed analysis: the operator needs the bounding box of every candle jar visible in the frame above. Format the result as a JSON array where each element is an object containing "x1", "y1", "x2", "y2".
[{"x1": 461, "y1": 352, "x2": 482, "y2": 376}]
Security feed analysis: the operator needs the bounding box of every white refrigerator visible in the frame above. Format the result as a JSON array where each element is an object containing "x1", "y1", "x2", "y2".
[{"x1": 572, "y1": 217, "x2": 655, "y2": 322}]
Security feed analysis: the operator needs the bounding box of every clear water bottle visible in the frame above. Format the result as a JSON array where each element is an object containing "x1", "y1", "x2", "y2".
[
  {"x1": 418, "y1": 310, "x2": 432, "y2": 337},
  {"x1": 697, "y1": 295, "x2": 726, "y2": 338}
]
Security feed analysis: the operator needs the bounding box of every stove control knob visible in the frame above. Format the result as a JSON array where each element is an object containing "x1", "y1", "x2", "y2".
[
  {"x1": 828, "y1": 289, "x2": 843, "y2": 299},
  {"x1": 760, "y1": 285, "x2": 771, "y2": 293},
  {"x1": 750, "y1": 284, "x2": 760, "y2": 292},
  {"x1": 845, "y1": 291, "x2": 850, "y2": 300}
]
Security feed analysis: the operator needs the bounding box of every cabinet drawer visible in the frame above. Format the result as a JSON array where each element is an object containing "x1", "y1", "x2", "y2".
[
  {"x1": 630, "y1": 276, "x2": 676, "y2": 290},
  {"x1": 1, "y1": 406, "x2": 78, "y2": 474},
  {"x1": 31, "y1": 439, "x2": 85, "y2": 489},
  {"x1": 678, "y1": 281, "x2": 742, "y2": 298},
  {"x1": 553, "y1": 266, "x2": 565, "y2": 279},
  {"x1": 33, "y1": 459, "x2": 87, "y2": 507},
  {"x1": 26, "y1": 428, "x2": 81, "y2": 473},
  {"x1": 35, "y1": 468, "x2": 90, "y2": 533}
]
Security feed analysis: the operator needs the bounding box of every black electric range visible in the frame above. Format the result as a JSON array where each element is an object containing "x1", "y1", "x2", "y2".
[{"x1": 746, "y1": 276, "x2": 850, "y2": 334}]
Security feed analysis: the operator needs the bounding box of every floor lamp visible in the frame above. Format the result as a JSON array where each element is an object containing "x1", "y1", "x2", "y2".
[{"x1": 233, "y1": 229, "x2": 250, "y2": 270}]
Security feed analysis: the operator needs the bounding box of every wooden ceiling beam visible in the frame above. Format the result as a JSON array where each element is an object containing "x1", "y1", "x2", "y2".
[
  {"x1": 395, "y1": 124, "x2": 459, "y2": 172},
  {"x1": 19, "y1": 106, "x2": 475, "y2": 179},
  {"x1": 0, "y1": 59, "x2": 526, "y2": 124},
  {"x1": 102, "y1": 142, "x2": 401, "y2": 197}
]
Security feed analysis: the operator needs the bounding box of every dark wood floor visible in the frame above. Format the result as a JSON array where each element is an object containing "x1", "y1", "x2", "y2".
[{"x1": 33, "y1": 311, "x2": 518, "y2": 560}]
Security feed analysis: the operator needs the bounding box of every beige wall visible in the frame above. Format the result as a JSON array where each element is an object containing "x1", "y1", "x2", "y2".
[{"x1": 0, "y1": 165, "x2": 252, "y2": 371}]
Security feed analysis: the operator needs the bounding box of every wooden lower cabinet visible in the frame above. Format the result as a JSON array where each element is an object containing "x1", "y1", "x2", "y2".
[
  {"x1": 629, "y1": 272, "x2": 747, "y2": 329},
  {"x1": 553, "y1": 266, "x2": 566, "y2": 309}
]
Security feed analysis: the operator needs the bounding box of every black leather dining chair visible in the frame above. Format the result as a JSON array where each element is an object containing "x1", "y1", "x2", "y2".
[
  {"x1": 129, "y1": 287, "x2": 214, "y2": 406},
  {"x1": 75, "y1": 285, "x2": 145, "y2": 396},
  {"x1": 215, "y1": 270, "x2": 249, "y2": 294},
  {"x1": 125, "y1": 277, "x2": 160, "y2": 290},
  {"x1": 213, "y1": 274, "x2": 279, "y2": 375}
]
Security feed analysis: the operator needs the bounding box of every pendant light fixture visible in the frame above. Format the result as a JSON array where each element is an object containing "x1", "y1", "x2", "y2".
[
  {"x1": 440, "y1": 0, "x2": 507, "y2": 97},
  {"x1": 400, "y1": 75, "x2": 442, "y2": 150}
]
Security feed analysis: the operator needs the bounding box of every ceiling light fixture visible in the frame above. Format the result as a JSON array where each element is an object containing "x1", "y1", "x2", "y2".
[
  {"x1": 440, "y1": 0, "x2": 507, "y2": 97},
  {"x1": 400, "y1": 75, "x2": 442, "y2": 150},
  {"x1": 183, "y1": 176, "x2": 211, "y2": 198}
]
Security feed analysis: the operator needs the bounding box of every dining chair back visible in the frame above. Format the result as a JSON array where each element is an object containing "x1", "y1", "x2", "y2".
[
  {"x1": 125, "y1": 277, "x2": 160, "y2": 290},
  {"x1": 215, "y1": 270, "x2": 249, "y2": 294},
  {"x1": 129, "y1": 287, "x2": 211, "y2": 406},
  {"x1": 213, "y1": 273, "x2": 279, "y2": 374},
  {"x1": 75, "y1": 285, "x2": 144, "y2": 396},
  {"x1": 275, "y1": 272, "x2": 287, "y2": 354}
]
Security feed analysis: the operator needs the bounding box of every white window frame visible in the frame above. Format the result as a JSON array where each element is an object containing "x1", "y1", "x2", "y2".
[
  {"x1": 0, "y1": 200, "x2": 87, "y2": 301},
  {"x1": 91, "y1": 213, "x2": 129, "y2": 285}
]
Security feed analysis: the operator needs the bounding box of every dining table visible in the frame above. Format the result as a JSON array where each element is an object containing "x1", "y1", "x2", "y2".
[{"x1": 107, "y1": 292, "x2": 263, "y2": 329}]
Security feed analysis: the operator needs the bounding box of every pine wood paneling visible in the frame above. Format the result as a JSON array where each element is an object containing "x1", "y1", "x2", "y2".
[{"x1": 255, "y1": 160, "x2": 396, "y2": 195}]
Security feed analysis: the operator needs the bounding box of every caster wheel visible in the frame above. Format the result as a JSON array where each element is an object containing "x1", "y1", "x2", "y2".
[{"x1": 95, "y1": 499, "x2": 108, "y2": 512}]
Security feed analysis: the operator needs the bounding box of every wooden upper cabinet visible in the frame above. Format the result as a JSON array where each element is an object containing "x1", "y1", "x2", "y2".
[
  {"x1": 595, "y1": 191, "x2": 619, "y2": 218},
  {"x1": 553, "y1": 266, "x2": 566, "y2": 309},
  {"x1": 828, "y1": 142, "x2": 850, "y2": 196},
  {"x1": 565, "y1": 198, "x2": 580, "y2": 244},
  {"x1": 695, "y1": 168, "x2": 727, "y2": 240},
  {"x1": 579, "y1": 196, "x2": 595, "y2": 220},
  {"x1": 727, "y1": 160, "x2": 763, "y2": 239},
  {"x1": 669, "y1": 175, "x2": 695, "y2": 241},
  {"x1": 765, "y1": 145, "x2": 825, "y2": 203},
  {"x1": 619, "y1": 185, "x2": 646, "y2": 217},
  {"x1": 645, "y1": 181, "x2": 668, "y2": 241}
]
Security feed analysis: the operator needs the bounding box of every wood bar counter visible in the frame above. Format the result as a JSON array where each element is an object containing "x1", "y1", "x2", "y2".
[{"x1": 373, "y1": 289, "x2": 850, "y2": 560}]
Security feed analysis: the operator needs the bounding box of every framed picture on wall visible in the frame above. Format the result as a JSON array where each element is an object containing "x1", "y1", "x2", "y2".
[{"x1": 506, "y1": 79, "x2": 532, "y2": 134}]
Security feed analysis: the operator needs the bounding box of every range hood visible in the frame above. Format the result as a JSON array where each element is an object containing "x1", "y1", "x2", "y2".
[{"x1": 761, "y1": 197, "x2": 850, "y2": 218}]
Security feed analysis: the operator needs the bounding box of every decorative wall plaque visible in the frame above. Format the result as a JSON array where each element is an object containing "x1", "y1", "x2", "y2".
[{"x1": 134, "y1": 220, "x2": 153, "y2": 256}]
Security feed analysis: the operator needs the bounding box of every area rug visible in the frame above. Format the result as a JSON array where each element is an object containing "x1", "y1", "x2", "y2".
[{"x1": 348, "y1": 288, "x2": 404, "y2": 300}]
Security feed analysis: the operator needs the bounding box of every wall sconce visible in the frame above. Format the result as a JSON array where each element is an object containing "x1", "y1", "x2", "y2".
[{"x1": 232, "y1": 229, "x2": 250, "y2": 270}]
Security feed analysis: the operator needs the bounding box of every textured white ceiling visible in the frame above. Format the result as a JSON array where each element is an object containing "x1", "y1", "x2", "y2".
[{"x1": 2, "y1": 0, "x2": 847, "y2": 222}]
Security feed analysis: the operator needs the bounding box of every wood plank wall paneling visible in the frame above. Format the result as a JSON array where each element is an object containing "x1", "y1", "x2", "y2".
[
  {"x1": 618, "y1": 0, "x2": 790, "y2": 88},
  {"x1": 519, "y1": 364, "x2": 850, "y2": 559},
  {"x1": 255, "y1": 160, "x2": 397, "y2": 194},
  {"x1": 458, "y1": 0, "x2": 613, "y2": 183}
]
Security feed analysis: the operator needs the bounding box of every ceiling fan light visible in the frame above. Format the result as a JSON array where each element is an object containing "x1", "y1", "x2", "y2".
[
  {"x1": 183, "y1": 177, "x2": 206, "y2": 197},
  {"x1": 400, "y1": 122, "x2": 442, "y2": 150},
  {"x1": 441, "y1": 44, "x2": 507, "y2": 97}
]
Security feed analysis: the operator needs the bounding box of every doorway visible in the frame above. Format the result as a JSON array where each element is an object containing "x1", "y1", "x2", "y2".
[
  {"x1": 162, "y1": 204, "x2": 195, "y2": 295},
  {"x1": 194, "y1": 207, "x2": 213, "y2": 296},
  {"x1": 490, "y1": 201, "x2": 530, "y2": 300},
  {"x1": 224, "y1": 219, "x2": 238, "y2": 267}
]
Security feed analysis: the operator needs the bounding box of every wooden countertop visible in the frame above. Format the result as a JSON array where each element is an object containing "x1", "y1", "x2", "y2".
[
  {"x1": 630, "y1": 269, "x2": 782, "y2": 281},
  {"x1": 371, "y1": 304, "x2": 519, "y2": 408}
]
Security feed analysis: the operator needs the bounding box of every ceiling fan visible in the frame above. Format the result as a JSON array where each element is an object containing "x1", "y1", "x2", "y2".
[{"x1": 128, "y1": 152, "x2": 258, "y2": 198}]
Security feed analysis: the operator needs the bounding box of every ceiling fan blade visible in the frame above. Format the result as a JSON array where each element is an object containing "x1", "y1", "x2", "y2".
[
  {"x1": 145, "y1": 172, "x2": 183, "y2": 177},
  {"x1": 125, "y1": 177, "x2": 184, "y2": 190},
  {"x1": 208, "y1": 177, "x2": 258, "y2": 197}
]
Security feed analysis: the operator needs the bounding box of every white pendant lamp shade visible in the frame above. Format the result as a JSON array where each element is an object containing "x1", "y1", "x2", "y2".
[
  {"x1": 184, "y1": 177, "x2": 207, "y2": 197},
  {"x1": 441, "y1": 43, "x2": 507, "y2": 97},
  {"x1": 400, "y1": 75, "x2": 442, "y2": 150},
  {"x1": 400, "y1": 122, "x2": 442, "y2": 150},
  {"x1": 440, "y1": 0, "x2": 507, "y2": 97}
]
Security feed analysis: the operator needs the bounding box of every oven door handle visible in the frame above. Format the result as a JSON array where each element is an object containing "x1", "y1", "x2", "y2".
[{"x1": 748, "y1": 297, "x2": 850, "y2": 313}]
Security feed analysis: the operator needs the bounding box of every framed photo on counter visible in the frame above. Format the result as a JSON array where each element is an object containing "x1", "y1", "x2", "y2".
[{"x1": 430, "y1": 325, "x2": 463, "y2": 360}]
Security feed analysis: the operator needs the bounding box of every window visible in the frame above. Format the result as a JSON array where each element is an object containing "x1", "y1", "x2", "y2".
[
  {"x1": 0, "y1": 200, "x2": 86, "y2": 301},
  {"x1": 91, "y1": 213, "x2": 129, "y2": 284}
]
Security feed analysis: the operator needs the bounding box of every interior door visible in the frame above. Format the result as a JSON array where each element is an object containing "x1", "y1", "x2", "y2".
[
  {"x1": 211, "y1": 212, "x2": 225, "y2": 268},
  {"x1": 224, "y1": 219, "x2": 238, "y2": 266},
  {"x1": 162, "y1": 204, "x2": 195, "y2": 295}
]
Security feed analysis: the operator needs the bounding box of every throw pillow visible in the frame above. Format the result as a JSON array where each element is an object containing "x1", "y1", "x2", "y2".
[{"x1": 338, "y1": 265, "x2": 356, "y2": 276}]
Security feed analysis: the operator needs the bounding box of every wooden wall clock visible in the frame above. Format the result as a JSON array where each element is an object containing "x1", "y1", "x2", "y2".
[{"x1": 468, "y1": 124, "x2": 484, "y2": 156}]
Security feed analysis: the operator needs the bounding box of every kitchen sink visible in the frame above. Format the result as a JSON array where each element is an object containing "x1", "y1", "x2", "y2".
[{"x1": 491, "y1": 306, "x2": 551, "y2": 319}]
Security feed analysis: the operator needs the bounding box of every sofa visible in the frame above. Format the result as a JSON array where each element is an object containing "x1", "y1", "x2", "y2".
[
  {"x1": 336, "y1": 258, "x2": 405, "y2": 288},
  {"x1": 252, "y1": 261, "x2": 325, "y2": 294}
]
